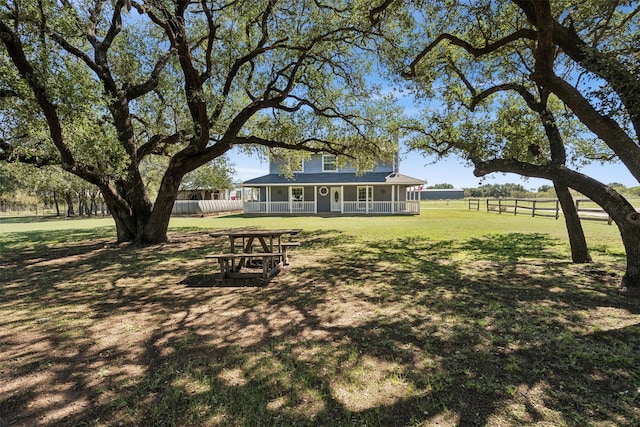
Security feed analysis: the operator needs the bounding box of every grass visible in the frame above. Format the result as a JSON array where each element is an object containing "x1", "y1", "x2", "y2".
[{"x1": 1, "y1": 204, "x2": 638, "y2": 426}]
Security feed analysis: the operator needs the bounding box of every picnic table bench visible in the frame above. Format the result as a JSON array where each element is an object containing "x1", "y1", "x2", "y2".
[
  {"x1": 206, "y1": 228, "x2": 301, "y2": 281},
  {"x1": 205, "y1": 252, "x2": 284, "y2": 280},
  {"x1": 280, "y1": 241, "x2": 300, "y2": 265}
]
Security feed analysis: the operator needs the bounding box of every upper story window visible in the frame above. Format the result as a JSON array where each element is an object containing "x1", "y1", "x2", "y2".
[{"x1": 322, "y1": 155, "x2": 337, "y2": 172}]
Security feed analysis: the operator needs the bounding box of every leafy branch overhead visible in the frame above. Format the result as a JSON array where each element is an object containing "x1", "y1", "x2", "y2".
[
  {"x1": 373, "y1": 0, "x2": 640, "y2": 288},
  {"x1": 0, "y1": 0, "x2": 397, "y2": 244}
]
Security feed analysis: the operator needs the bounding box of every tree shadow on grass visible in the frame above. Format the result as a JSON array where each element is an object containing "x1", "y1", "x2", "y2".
[
  {"x1": 180, "y1": 274, "x2": 270, "y2": 288},
  {"x1": 0, "y1": 226, "x2": 115, "y2": 252},
  {"x1": 0, "y1": 215, "x2": 105, "y2": 224},
  {"x1": 461, "y1": 232, "x2": 564, "y2": 262},
  {"x1": 1, "y1": 229, "x2": 639, "y2": 426}
]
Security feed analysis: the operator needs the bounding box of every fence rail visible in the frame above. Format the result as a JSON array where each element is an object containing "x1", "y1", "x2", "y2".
[{"x1": 469, "y1": 198, "x2": 614, "y2": 224}]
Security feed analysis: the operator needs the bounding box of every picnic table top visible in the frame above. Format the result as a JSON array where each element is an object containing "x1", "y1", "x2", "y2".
[{"x1": 210, "y1": 228, "x2": 302, "y2": 238}]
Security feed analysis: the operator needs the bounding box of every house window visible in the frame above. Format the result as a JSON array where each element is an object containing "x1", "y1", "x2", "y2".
[
  {"x1": 323, "y1": 155, "x2": 337, "y2": 172},
  {"x1": 357, "y1": 186, "x2": 373, "y2": 202},
  {"x1": 291, "y1": 187, "x2": 304, "y2": 202}
]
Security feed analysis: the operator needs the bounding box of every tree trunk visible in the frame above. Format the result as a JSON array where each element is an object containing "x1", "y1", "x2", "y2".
[
  {"x1": 99, "y1": 187, "x2": 138, "y2": 243},
  {"x1": 89, "y1": 191, "x2": 98, "y2": 216},
  {"x1": 65, "y1": 193, "x2": 75, "y2": 216},
  {"x1": 562, "y1": 176, "x2": 640, "y2": 289},
  {"x1": 139, "y1": 172, "x2": 182, "y2": 244},
  {"x1": 78, "y1": 192, "x2": 84, "y2": 217},
  {"x1": 554, "y1": 182, "x2": 591, "y2": 263},
  {"x1": 619, "y1": 218, "x2": 640, "y2": 290},
  {"x1": 83, "y1": 174, "x2": 164, "y2": 245},
  {"x1": 53, "y1": 192, "x2": 60, "y2": 216}
]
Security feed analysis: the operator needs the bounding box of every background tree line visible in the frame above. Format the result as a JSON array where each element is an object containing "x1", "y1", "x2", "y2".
[{"x1": 0, "y1": 157, "x2": 235, "y2": 216}]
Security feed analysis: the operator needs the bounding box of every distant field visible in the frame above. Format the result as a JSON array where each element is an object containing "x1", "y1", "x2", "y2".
[{"x1": 1, "y1": 206, "x2": 637, "y2": 426}]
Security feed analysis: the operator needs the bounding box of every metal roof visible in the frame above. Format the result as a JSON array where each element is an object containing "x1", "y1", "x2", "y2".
[{"x1": 241, "y1": 172, "x2": 425, "y2": 186}]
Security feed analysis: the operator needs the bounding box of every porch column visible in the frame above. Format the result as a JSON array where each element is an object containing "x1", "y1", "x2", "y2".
[
  {"x1": 314, "y1": 186, "x2": 317, "y2": 214},
  {"x1": 391, "y1": 185, "x2": 395, "y2": 214},
  {"x1": 288, "y1": 187, "x2": 293, "y2": 213},
  {"x1": 366, "y1": 185, "x2": 370, "y2": 214},
  {"x1": 267, "y1": 187, "x2": 271, "y2": 213},
  {"x1": 341, "y1": 185, "x2": 344, "y2": 213}
]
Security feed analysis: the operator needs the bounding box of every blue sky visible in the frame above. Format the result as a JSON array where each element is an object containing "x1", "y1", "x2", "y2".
[
  {"x1": 228, "y1": 76, "x2": 639, "y2": 190},
  {"x1": 230, "y1": 146, "x2": 638, "y2": 190}
]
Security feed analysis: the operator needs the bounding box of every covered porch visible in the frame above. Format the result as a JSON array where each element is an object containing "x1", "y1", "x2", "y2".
[{"x1": 242, "y1": 182, "x2": 423, "y2": 216}]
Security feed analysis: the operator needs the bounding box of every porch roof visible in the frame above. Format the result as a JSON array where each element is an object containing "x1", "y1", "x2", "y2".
[{"x1": 242, "y1": 172, "x2": 425, "y2": 186}]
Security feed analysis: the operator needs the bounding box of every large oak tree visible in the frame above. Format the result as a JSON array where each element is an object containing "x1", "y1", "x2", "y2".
[
  {"x1": 0, "y1": 0, "x2": 397, "y2": 244},
  {"x1": 373, "y1": 0, "x2": 640, "y2": 288}
]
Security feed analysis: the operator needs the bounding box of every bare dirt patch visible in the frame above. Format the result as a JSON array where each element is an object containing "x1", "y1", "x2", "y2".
[{"x1": 1, "y1": 230, "x2": 639, "y2": 426}]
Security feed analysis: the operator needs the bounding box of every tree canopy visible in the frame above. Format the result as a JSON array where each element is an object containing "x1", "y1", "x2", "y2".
[
  {"x1": 371, "y1": 0, "x2": 640, "y2": 286},
  {"x1": 0, "y1": 0, "x2": 399, "y2": 243}
]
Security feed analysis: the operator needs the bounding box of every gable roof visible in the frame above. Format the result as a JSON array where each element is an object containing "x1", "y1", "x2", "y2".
[{"x1": 242, "y1": 172, "x2": 425, "y2": 186}]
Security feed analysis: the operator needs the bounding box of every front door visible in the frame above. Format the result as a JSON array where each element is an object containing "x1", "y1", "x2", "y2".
[{"x1": 330, "y1": 187, "x2": 341, "y2": 212}]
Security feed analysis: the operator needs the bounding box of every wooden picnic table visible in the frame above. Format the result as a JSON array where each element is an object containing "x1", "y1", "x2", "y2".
[
  {"x1": 226, "y1": 228, "x2": 301, "y2": 255},
  {"x1": 207, "y1": 228, "x2": 302, "y2": 280}
]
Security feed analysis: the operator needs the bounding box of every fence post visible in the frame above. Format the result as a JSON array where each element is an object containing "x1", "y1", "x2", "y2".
[
  {"x1": 555, "y1": 200, "x2": 559, "y2": 219},
  {"x1": 531, "y1": 200, "x2": 536, "y2": 217},
  {"x1": 498, "y1": 199, "x2": 502, "y2": 214},
  {"x1": 486, "y1": 199, "x2": 489, "y2": 212},
  {"x1": 514, "y1": 199, "x2": 518, "y2": 215}
]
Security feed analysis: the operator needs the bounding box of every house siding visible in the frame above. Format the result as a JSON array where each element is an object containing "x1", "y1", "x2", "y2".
[
  {"x1": 318, "y1": 191, "x2": 331, "y2": 212},
  {"x1": 243, "y1": 154, "x2": 424, "y2": 215},
  {"x1": 270, "y1": 155, "x2": 394, "y2": 175},
  {"x1": 276, "y1": 188, "x2": 289, "y2": 202}
]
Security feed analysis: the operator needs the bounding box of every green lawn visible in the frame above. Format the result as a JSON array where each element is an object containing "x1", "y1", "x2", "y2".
[{"x1": 0, "y1": 206, "x2": 637, "y2": 426}]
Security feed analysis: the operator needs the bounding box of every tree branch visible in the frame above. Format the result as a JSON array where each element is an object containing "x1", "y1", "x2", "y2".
[
  {"x1": 137, "y1": 131, "x2": 185, "y2": 161},
  {"x1": 0, "y1": 89, "x2": 18, "y2": 98},
  {"x1": 126, "y1": 47, "x2": 175, "y2": 100},
  {"x1": 470, "y1": 83, "x2": 541, "y2": 112},
  {"x1": 543, "y1": 72, "x2": 640, "y2": 182},
  {"x1": 473, "y1": 157, "x2": 637, "y2": 220},
  {"x1": 233, "y1": 136, "x2": 350, "y2": 157},
  {"x1": 198, "y1": 0, "x2": 218, "y2": 83},
  {"x1": 369, "y1": 0, "x2": 398, "y2": 25},
  {"x1": 48, "y1": 32, "x2": 102, "y2": 75},
  {"x1": 0, "y1": 20, "x2": 75, "y2": 166},
  {"x1": 512, "y1": 0, "x2": 640, "y2": 138},
  {"x1": 0, "y1": 138, "x2": 57, "y2": 166},
  {"x1": 403, "y1": 29, "x2": 537, "y2": 78}
]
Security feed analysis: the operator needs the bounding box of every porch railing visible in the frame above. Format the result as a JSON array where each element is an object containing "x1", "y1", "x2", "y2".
[
  {"x1": 342, "y1": 201, "x2": 420, "y2": 214},
  {"x1": 243, "y1": 200, "x2": 420, "y2": 214},
  {"x1": 243, "y1": 201, "x2": 315, "y2": 214}
]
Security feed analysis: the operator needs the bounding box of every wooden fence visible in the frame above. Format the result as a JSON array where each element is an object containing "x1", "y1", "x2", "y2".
[{"x1": 469, "y1": 198, "x2": 613, "y2": 224}]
